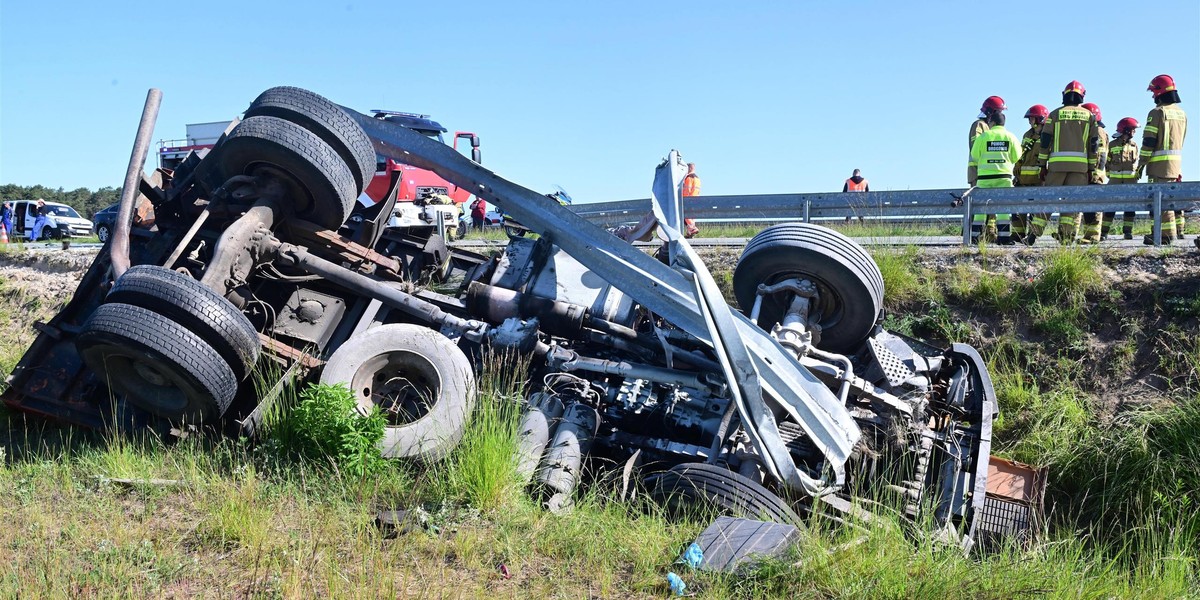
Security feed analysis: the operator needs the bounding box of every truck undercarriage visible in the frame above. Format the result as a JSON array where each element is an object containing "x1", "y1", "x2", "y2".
[{"x1": 2, "y1": 87, "x2": 1030, "y2": 551}]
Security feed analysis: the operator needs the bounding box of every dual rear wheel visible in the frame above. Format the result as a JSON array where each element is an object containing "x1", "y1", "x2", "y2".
[{"x1": 77, "y1": 266, "x2": 260, "y2": 423}]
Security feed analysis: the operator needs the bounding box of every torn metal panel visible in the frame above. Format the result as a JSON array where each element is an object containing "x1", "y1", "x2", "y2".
[{"x1": 348, "y1": 114, "x2": 861, "y2": 493}]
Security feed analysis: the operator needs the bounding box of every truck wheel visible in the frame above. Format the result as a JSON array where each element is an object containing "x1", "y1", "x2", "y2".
[
  {"x1": 76, "y1": 303, "x2": 238, "y2": 422},
  {"x1": 320, "y1": 324, "x2": 476, "y2": 461},
  {"x1": 646, "y1": 462, "x2": 804, "y2": 526},
  {"x1": 243, "y1": 86, "x2": 376, "y2": 195},
  {"x1": 733, "y1": 223, "x2": 883, "y2": 353},
  {"x1": 105, "y1": 265, "x2": 260, "y2": 380},
  {"x1": 213, "y1": 115, "x2": 358, "y2": 229},
  {"x1": 96, "y1": 224, "x2": 112, "y2": 243}
]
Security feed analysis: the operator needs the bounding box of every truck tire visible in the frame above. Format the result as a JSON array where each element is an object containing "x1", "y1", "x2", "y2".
[
  {"x1": 105, "y1": 265, "x2": 260, "y2": 380},
  {"x1": 244, "y1": 86, "x2": 376, "y2": 195},
  {"x1": 647, "y1": 462, "x2": 804, "y2": 527},
  {"x1": 212, "y1": 115, "x2": 358, "y2": 229},
  {"x1": 76, "y1": 303, "x2": 238, "y2": 422},
  {"x1": 733, "y1": 223, "x2": 883, "y2": 353},
  {"x1": 319, "y1": 324, "x2": 476, "y2": 461}
]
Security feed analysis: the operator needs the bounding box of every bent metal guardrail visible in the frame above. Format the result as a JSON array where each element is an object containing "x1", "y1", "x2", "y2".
[{"x1": 569, "y1": 182, "x2": 1200, "y2": 246}]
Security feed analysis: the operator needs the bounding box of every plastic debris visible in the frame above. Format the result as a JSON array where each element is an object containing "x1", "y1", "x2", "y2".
[
  {"x1": 498, "y1": 564, "x2": 511, "y2": 580},
  {"x1": 677, "y1": 542, "x2": 704, "y2": 569},
  {"x1": 666, "y1": 572, "x2": 686, "y2": 596}
]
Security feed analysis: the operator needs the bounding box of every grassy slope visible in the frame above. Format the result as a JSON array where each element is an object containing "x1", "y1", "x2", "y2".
[{"x1": 2, "y1": 246, "x2": 1199, "y2": 598}]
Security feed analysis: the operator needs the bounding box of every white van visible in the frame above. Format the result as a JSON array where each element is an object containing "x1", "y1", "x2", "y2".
[{"x1": 10, "y1": 200, "x2": 94, "y2": 240}]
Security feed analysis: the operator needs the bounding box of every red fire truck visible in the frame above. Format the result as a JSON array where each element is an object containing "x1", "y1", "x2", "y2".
[{"x1": 362, "y1": 111, "x2": 480, "y2": 205}]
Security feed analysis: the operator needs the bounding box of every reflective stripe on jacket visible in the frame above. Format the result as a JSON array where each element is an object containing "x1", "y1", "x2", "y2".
[
  {"x1": 969, "y1": 125, "x2": 1021, "y2": 187},
  {"x1": 1037, "y1": 105, "x2": 1099, "y2": 174},
  {"x1": 967, "y1": 118, "x2": 989, "y2": 184},
  {"x1": 1107, "y1": 135, "x2": 1140, "y2": 183},
  {"x1": 1015, "y1": 124, "x2": 1043, "y2": 185},
  {"x1": 681, "y1": 174, "x2": 701, "y2": 197},
  {"x1": 1093, "y1": 126, "x2": 1110, "y2": 183},
  {"x1": 1140, "y1": 104, "x2": 1187, "y2": 180}
]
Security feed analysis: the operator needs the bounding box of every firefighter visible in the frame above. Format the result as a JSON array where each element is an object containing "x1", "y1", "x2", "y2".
[
  {"x1": 682, "y1": 162, "x2": 701, "y2": 238},
  {"x1": 969, "y1": 96, "x2": 1006, "y2": 243},
  {"x1": 1037, "y1": 81, "x2": 1099, "y2": 245},
  {"x1": 1015, "y1": 104, "x2": 1049, "y2": 244},
  {"x1": 1137, "y1": 75, "x2": 1187, "y2": 245},
  {"x1": 1103, "y1": 117, "x2": 1141, "y2": 240},
  {"x1": 1078, "y1": 102, "x2": 1109, "y2": 243},
  {"x1": 969, "y1": 111, "x2": 1021, "y2": 205}
]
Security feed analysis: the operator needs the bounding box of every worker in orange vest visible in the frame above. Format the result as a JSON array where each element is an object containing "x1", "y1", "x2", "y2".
[
  {"x1": 682, "y1": 162, "x2": 701, "y2": 238},
  {"x1": 843, "y1": 168, "x2": 869, "y2": 223}
]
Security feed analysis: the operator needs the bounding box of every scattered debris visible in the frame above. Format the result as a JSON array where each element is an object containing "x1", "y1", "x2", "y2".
[
  {"x1": 666, "y1": 571, "x2": 688, "y2": 596},
  {"x1": 94, "y1": 476, "x2": 186, "y2": 489},
  {"x1": 692, "y1": 517, "x2": 802, "y2": 573}
]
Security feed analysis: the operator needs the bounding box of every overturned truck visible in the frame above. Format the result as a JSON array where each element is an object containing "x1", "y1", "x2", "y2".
[{"x1": 3, "y1": 87, "x2": 1031, "y2": 550}]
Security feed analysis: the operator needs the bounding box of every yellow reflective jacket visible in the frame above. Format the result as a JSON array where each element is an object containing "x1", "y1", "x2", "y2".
[
  {"x1": 1138, "y1": 103, "x2": 1187, "y2": 180},
  {"x1": 1014, "y1": 124, "x2": 1043, "y2": 185},
  {"x1": 967, "y1": 118, "x2": 989, "y2": 185},
  {"x1": 969, "y1": 125, "x2": 1021, "y2": 187},
  {"x1": 1037, "y1": 105, "x2": 1099, "y2": 174},
  {"x1": 1107, "y1": 133, "x2": 1140, "y2": 183},
  {"x1": 1092, "y1": 126, "x2": 1110, "y2": 183}
]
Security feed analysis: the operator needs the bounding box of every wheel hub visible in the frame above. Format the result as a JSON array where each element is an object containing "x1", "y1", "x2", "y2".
[{"x1": 134, "y1": 361, "x2": 169, "y2": 386}]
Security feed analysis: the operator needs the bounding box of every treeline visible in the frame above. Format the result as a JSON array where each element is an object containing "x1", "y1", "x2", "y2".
[{"x1": 0, "y1": 184, "x2": 122, "y2": 219}]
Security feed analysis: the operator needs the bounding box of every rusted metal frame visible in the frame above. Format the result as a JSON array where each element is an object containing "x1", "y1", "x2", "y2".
[
  {"x1": 286, "y1": 219, "x2": 403, "y2": 277},
  {"x1": 111, "y1": 89, "x2": 162, "y2": 279},
  {"x1": 346, "y1": 112, "x2": 861, "y2": 495},
  {"x1": 276, "y1": 242, "x2": 488, "y2": 341},
  {"x1": 238, "y1": 343, "x2": 314, "y2": 437},
  {"x1": 198, "y1": 202, "x2": 279, "y2": 294}
]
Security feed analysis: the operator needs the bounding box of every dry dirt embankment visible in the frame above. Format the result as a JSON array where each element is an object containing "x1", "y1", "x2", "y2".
[{"x1": 0, "y1": 250, "x2": 99, "y2": 374}]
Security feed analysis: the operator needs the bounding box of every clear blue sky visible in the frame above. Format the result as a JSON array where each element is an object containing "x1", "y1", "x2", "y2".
[{"x1": 2, "y1": 1, "x2": 1197, "y2": 203}]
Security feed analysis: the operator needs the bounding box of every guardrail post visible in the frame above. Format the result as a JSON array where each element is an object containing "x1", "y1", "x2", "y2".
[
  {"x1": 1152, "y1": 190, "x2": 1162, "y2": 247},
  {"x1": 961, "y1": 194, "x2": 973, "y2": 246},
  {"x1": 803, "y1": 198, "x2": 811, "y2": 223}
]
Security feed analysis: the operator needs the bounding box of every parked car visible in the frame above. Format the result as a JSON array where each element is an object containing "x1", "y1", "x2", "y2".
[
  {"x1": 91, "y1": 204, "x2": 119, "y2": 243},
  {"x1": 9, "y1": 199, "x2": 93, "y2": 240}
]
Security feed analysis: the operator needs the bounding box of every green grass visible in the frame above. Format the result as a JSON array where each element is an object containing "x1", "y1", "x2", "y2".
[
  {"x1": 3, "y1": 414, "x2": 1195, "y2": 598},
  {"x1": 870, "y1": 246, "x2": 939, "y2": 308},
  {"x1": 2, "y1": 245, "x2": 1199, "y2": 597}
]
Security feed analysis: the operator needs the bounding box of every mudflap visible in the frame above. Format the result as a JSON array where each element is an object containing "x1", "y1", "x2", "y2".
[{"x1": 948, "y1": 342, "x2": 997, "y2": 553}]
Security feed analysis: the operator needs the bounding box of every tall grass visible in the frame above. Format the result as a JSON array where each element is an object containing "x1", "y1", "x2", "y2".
[
  {"x1": 437, "y1": 350, "x2": 530, "y2": 510},
  {"x1": 870, "y1": 246, "x2": 937, "y2": 308}
]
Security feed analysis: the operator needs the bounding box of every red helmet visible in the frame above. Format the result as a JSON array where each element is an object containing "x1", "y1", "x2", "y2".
[
  {"x1": 1116, "y1": 117, "x2": 1139, "y2": 135},
  {"x1": 1062, "y1": 80, "x2": 1086, "y2": 97},
  {"x1": 980, "y1": 96, "x2": 1007, "y2": 114},
  {"x1": 1024, "y1": 104, "x2": 1049, "y2": 121},
  {"x1": 1081, "y1": 102, "x2": 1102, "y2": 123},
  {"x1": 1148, "y1": 74, "x2": 1176, "y2": 96}
]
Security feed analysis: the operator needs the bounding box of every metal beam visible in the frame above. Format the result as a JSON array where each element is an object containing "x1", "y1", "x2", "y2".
[
  {"x1": 570, "y1": 183, "x2": 1200, "y2": 225},
  {"x1": 346, "y1": 111, "x2": 860, "y2": 493}
]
